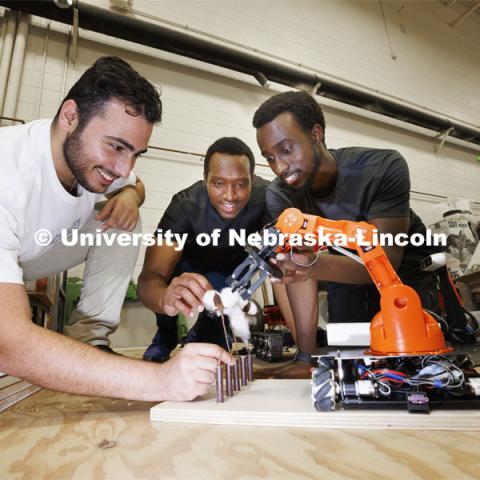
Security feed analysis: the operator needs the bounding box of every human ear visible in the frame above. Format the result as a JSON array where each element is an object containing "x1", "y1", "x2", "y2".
[
  {"x1": 311, "y1": 123, "x2": 324, "y2": 143},
  {"x1": 58, "y1": 99, "x2": 79, "y2": 133}
]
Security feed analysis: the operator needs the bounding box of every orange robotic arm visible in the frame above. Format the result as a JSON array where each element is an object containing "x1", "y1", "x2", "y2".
[{"x1": 275, "y1": 208, "x2": 451, "y2": 356}]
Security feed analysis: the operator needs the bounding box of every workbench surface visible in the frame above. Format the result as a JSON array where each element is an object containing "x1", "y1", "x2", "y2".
[{"x1": 1, "y1": 385, "x2": 480, "y2": 480}]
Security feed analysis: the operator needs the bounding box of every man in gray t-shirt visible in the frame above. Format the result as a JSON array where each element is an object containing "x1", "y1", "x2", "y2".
[
  {"x1": 253, "y1": 91, "x2": 437, "y2": 378},
  {"x1": 265, "y1": 147, "x2": 436, "y2": 278}
]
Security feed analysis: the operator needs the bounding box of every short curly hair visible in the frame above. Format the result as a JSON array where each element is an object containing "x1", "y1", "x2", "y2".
[
  {"x1": 56, "y1": 56, "x2": 162, "y2": 129},
  {"x1": 204, "y1": 137, "x2": 255, "y2": 177},
  {"x1": 252, "y1": 91, "x2": 326, "y2": 136}
]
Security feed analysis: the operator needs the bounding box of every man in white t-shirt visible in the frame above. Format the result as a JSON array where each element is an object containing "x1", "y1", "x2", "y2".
[{"x1": 0, "y1": 56, "x2": 232, "y2": 402}]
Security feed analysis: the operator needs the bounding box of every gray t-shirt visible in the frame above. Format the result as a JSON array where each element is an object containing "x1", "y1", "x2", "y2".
[{"x1": 264, "y1": 147, "x2": 436, "y2": 280}]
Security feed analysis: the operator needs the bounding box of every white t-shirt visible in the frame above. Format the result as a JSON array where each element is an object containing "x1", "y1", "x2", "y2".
[{"x1": 0, "y1": 119, "x2": 135, "y2": 284}]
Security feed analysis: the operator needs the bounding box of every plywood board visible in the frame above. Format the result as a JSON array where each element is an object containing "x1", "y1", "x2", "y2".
[{"x1": 151, "y1": 379, "x2": 480, "y2": 431}]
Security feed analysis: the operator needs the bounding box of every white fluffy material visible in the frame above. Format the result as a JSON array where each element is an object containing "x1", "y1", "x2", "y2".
[
  {"x1": 218, "y1": 288, "x2": 241, "y2": 309},
  {"x1": 202, "y1": 290, "x2": 218, "y2": 312},
  {"x1": 244, "y1": 301, "x2": 258, "y2": 316},
  {"x1": 202, "y1": 287, "x2": 256, "y2": 344},
  {"x1": 227, "y1": 307, "x2": 251, "y2": 344}
]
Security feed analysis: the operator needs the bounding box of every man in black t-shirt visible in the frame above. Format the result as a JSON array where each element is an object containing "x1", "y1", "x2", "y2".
[
  {"x1": 253, "y1": 91, "x2": 438, "y2": 377},
  {"x1": 138, "y1": 137, "x2": 270, "y2": 362}
]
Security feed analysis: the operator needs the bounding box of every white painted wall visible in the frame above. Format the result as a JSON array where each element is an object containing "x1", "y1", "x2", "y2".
[{"x1": 1, "y1": 1, "x2": 479, "y2": 283}]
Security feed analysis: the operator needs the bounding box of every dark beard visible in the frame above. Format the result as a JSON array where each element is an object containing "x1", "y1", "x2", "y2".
[{"x1": 63, "y1": 127, "x2": 102, "y2": 193}]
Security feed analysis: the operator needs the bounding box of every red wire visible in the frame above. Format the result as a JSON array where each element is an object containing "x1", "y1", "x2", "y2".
[
  {"x1": 377, "y1": 377, "x2": 405, "y2": 384},
  {"x1": 371, "y1": 369, "x2": 407, "y2": 376}
]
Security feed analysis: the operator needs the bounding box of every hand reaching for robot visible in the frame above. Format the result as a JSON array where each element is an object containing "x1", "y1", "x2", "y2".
[{"x1": 270, "y1": 248, "x2": 319, "y2": 284}]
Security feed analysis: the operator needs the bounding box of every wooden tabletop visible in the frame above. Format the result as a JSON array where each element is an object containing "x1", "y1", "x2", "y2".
[
  {"x1": 2, "y1": 347, "x2": 480, "y2": 479},
  {"x1": 1, "y1": 386, "x2": 480, "y2": 480}
]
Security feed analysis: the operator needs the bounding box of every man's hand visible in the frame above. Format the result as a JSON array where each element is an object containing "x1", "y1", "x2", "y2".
[
  {"x1": 271, "y1": 251, "x2": 317, "y2": 284},
  {"x1": 96, "y1": 188, "x2": 141, "y2": 231},
  {"x1": 255, "y1": 361, "x2": 312, "y2": 379},
  {"x1": 160, "y1": 272, "x2": 212, "y2": 317},
  {"x1": 160, "y1": 343, "x2": 234, "y2": 401}
]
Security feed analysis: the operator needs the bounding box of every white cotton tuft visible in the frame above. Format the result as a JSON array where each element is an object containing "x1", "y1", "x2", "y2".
[
  {"x1": 202, "y1": 290, "x2": 218, "y2": 311},
  {"x1": 219, "y1": 287, "x2": 241, "y2": 309},
  {"x1": 203, "y1": 287, "x2": 253, "y2": 343},
  {"x1": 226, "y1": 306, "x2": 251, "y2": 344},
  {"x1": 244, "y1": 301, "x2": 258, "y2": 316},
  {"x1": 235, "y1": 295, "x2": 248, "y2": 310}
]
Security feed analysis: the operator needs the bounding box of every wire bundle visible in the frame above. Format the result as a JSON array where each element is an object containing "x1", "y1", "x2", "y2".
[{"x1": 358, "y1": 355, "x2": 466, "y2": 396}]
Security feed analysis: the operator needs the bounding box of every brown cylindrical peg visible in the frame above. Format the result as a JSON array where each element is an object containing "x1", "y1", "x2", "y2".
[
  {"x1": 240, "y1": 355, "x2": 247, "y2": 386},
  {"x1": 216, "y1": 364, "x2": 224, "y2": 403},
  {"x1": 234, "y1": 357, "x2": 241, "y2": 391},
  {"x1": 226, "y1": 364, "x2": 234, "y2": 396}
]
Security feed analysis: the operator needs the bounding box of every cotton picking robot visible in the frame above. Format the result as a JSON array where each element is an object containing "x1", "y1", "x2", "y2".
[{"x1": 226, "y1": 208, "x2": 480, "y2": 413}]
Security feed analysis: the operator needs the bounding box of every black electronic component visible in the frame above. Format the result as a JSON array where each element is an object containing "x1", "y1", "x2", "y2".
[{"x1": 311, "y1": 346, "x2": 480, "y2": 413}]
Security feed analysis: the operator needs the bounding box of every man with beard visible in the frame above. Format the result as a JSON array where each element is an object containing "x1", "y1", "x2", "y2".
[
  {"x1": 253, "y1": 91, "x2": 438, "y2": 377},
  {"x1": 0, "y1": 56, "x2": 233, "y2": 401}
]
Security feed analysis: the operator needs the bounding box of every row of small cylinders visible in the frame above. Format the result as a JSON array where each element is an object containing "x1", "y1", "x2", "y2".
[{"x1": 216, "y1": 353, "x2": 253, "y2": 402}]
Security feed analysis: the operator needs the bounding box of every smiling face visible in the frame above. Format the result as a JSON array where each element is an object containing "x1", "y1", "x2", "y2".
[
  {"x1": 61, "y1": 100, "x2": 152, "y2": 193},
  {"x1": 205, "y1": 153, "x2": 252, "y2": 219},
  {"x1": 256, "y1": 111, "x2": 324, "y2": 190}
]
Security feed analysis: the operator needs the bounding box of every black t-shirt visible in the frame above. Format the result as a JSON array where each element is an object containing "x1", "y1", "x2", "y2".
[
  {"x1": 158, "y1": 176, "x2": 270, "y2": 272},
  {"x1": 264, "y1": 147, "x2": 436, "y2": 280}
]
